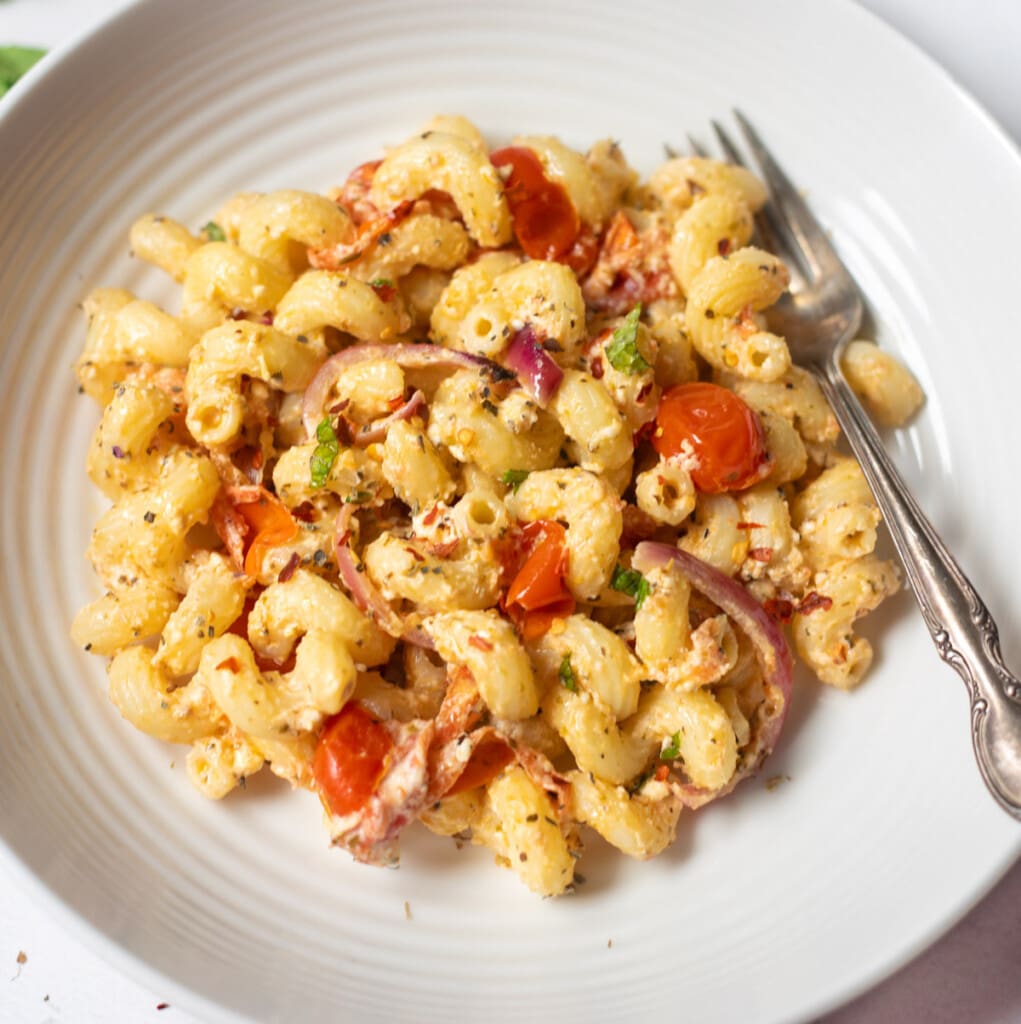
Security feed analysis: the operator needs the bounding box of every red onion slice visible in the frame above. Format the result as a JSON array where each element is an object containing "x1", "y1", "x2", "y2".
[
  {"x1": 503, "y1": 325, "x2": 563, "y2": 406},
  {"x1": 349, "y1": 389, "x2": 426, "y2": 447},
  {"x1": 302, "y1": 343, "x2": 509, "y2": 437},
  {"x1": 632, "y1": 542, "x2": 793, "y2": 798},
  {"x1": 333, "y1": 504, "x2": 434, "y2": 648}
]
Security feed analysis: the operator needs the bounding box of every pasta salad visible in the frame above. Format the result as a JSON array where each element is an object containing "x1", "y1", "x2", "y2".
[{"x1": 71, "y1": 115, "x2": 923, "y2": 895}]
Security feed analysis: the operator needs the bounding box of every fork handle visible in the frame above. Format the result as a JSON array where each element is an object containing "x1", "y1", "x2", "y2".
[{"x1": 815, "y1": 351, "x2": 1021, "y2": 820}]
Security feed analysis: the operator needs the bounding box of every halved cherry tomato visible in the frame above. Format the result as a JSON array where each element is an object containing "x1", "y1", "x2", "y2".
[
  {"x1": 490, "y1": 146, "x2": 580, "y2": 261},
  {"x1": 445, "y1": 735, "x2": 515, "y2": 797},
  {"x1": 336, "y1": 159, "x2": 382, "y2": 225},
  {"x1": 503, "y1": 520, "x2": 575, "y2": 639},
  {"x1": 506, "y1": 521, "x2": 569, "y2": 609},
  {"x1": 232, "y1": 488, "x2": 299, "y2": 578},
  {"x1": 652, "y1": 382, "x2": 770, "y2": 493},
  {"x1": 561, "y1": 223, "x2": 599, "y2": 277},
  {"x1": 313, "y1": 704, "x2": 393, "y2": 817}
]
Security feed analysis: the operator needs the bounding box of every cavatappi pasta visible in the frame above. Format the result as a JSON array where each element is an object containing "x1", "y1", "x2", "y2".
[{"x1": 72, "y1": 118, "x2": 924, "y2": 896}]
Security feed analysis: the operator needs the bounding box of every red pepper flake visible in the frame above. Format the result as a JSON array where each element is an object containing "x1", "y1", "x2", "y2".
[
  {"x1": 590, "y1": 355, "x2": 604, "y2": 380},
  {"x1": 748, "y1": 547, "x2": 773, "y2": 563},
  {"x1": 468, "y1": 635, "x2": 493, "y2": 652},
  {"x1": 16, "y1": 951, "x2": 27, "y2": 965},
  {"x1": 290, "y1": 501, "x2": 317, "y2": 523},
  {"x1": 426, "y1": 539, "x2": 459, "y2": 559},
  {"x1": 636, "y1": 382, "x2": 654, "y2": 403},
  {"x1": 278, "y1": 551, "x2": 301, "y2": 583},
  {"x1": 764, "y1": 597, "x2": 795, "y2": 623},
  {"x1": 717, "y1": 237, "x2": 732, "y2": 256},
  {"x1": 406, "y1": 546, "x2": 425, "y2": 563},
  {"x1": 798, "y1": 591, "x2": 833, "y2": 615},
  {"x1": 371, "y1": 280, "x2": 398, "y2": 303},
  {"x1": 422, "y1": 505, "x2": 441, "y2": 527},
  {"x1": 653, "y1": 764, "x2": 670, "y2": 782},
  {"x1": 156, "y1": 1004, "x2": 170, "y2": 1011},
  {"x1": 736, "y1": 521, "x2": 765, "y2": 530},
  {"x1": 215, "y1": 657, "x2": 242, "y2": 673}
]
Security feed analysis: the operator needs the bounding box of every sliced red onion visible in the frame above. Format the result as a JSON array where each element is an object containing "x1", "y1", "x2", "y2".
[
  {"x1": 302, "y1": 343, "x2": 509, "y2": 437},
  {"x1": 349, "y1": 389, "x2": 426, "y2": 447},
  {"x1": 503, "y1": 325, "x2": 563, "y2": 406},
  {"x1": 332, "y1": 504, "x2": 434, "y2": 648},
  {"x1": 632, "y1": 542, "x2": 794, "y2": 797}
]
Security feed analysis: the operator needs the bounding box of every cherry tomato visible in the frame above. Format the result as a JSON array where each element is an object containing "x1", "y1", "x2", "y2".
[
  {"x1": 445, "y1": 735, "x2": 515, "y2": 797},
  {"x1": 561, "y1": 223, "x2": 599, "y2": 276},
  {"x1": 490, "y1": 146, "x2": 580, "y2": 260},
  {"x1": 503, "y1": 520, "x2": 576, "y2": 639},
  {"x1": 336, "y1": 159, "x2": 382, "y2": 225},
  {"x1": 652, "y1": 382, "x2": 770, "y2": 493},
  {"x1": 313, "y1": 704, "x2": 393, "y2": 817},
  {"x1": 515, "y1": 599, "x2": 577, "y2": 641},
  {"x1": 231, "y1": 488, "x2": 299, "y2": 578}
]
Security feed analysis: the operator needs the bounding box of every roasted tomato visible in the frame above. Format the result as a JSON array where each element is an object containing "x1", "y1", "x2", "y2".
[
  {"x1": 652, "y1": 381, "x2": 770, "y2": 492},
  {"x1": 503, "y1": 519, "x2": 575, "y2": 640},
  {"x1": 313, "y1": 704, "x2": 394, "y2": 817},
  {"x1": 445, "y1": 735, "x2": 515, "y2": 797},
  {"x1": 490, "y1": 146, "x2": 580, "y2": 261}
]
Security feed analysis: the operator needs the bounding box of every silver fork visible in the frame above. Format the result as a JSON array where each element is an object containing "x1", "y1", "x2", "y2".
[{"x1": 703, "y1": 112, "x2": 1021, "y2": 820}]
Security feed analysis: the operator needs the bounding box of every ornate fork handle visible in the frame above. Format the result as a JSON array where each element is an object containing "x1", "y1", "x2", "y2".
[{"x1": 814, "y1": 348, "x2": 1021, "y2": 819}]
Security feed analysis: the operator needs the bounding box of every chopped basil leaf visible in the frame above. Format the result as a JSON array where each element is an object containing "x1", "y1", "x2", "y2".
[
  {"x1": 201, "y1": 221, "x2": 226, "y2": 242},
  {"x1": 610, "y1": 564, "x2": 651, "y2": 609},
  {"x1": 660, "y1": 731, "x2": 682, "y2": 761},
  {"x1": 343, "y1": 489, "x2": 373, "y2": 505},
  {"x1": 501, "y1": 468, "x2": 530, "y2": 492},
  {"x1": 0, "y1": 47, "x2": 45, "y2": 96},
  {"x1": 309, "y1": 417, "x2": 339, "y2": 488},
  {"x1": 558, "y1": 654, "x2": 577, "y2": 692},
  {"x1": 604, "y1": 303, "x2": 650, "y2": 374},
  {"x1": 369, "y1": 277, "x2": 394, "y2": 289}
]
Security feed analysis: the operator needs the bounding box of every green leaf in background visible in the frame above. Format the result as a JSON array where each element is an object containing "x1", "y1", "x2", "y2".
[{"x1": 0, "y1": 46, "x2": 46, "y2": 97}]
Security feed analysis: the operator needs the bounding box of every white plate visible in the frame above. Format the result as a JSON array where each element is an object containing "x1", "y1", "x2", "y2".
[{"x1": 1, "y1": 0, "x2": 1019, "y2": 1021}]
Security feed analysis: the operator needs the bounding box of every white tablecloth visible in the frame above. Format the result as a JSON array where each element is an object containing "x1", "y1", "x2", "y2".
[{"x1": 2, "y1": 2, "x2": 1019, "y2": 1021}]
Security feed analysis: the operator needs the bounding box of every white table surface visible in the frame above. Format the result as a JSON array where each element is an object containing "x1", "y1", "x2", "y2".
[{"x1": 2, "y1": 1, "x2": 1019, "y2": 1021}]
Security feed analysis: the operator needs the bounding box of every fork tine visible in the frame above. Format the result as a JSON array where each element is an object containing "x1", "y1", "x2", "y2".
[
  {"x1": 732, "y1": 109, "x2": 848, "y2": 279},
  {"x1": 687, "y1": 133, "x2": 708, "y2": 158},
  {"x1": 710, "y1": 119, "x2": 742, "y2": 164},
  {"x1": 710, "y1": 118, "x2": 789, "y2": 269}
]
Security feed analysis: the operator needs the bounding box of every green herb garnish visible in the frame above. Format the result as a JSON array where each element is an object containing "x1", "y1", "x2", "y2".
[
  {"x1": 558, "y1": 654, "x2": 577, "y2": 692},
  {"x1": 0, "y1": 47, "x2": 45, "y2": 97},
  {"x1": 610, "y1": 564, "x2": 651, "y2": 609},
  {"x1": 343, "y1": 489, "x2": 373, "y2": 505},
  {"x1": 604, "y1": 303, "x2": 649, "y2": 374},
  {"x1": 660, "y1": 731, "x2": 682, "y2": 761},
  {"x1": 501, "y1": 468, "x2": 530, "y2": 492},
  {"x1": 369, "y1": 277, "x2": 394, "y2": 289},
  {"x1": 309, "y1": 417, "x2": 339, "y2": 488},
  {"x1": 201, "y1": 221, "x2": 226, "y2": 242}
]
